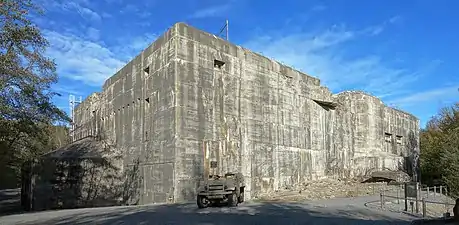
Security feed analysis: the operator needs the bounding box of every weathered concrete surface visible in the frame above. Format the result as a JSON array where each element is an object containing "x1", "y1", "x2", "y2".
[
  {"x1": 67, "y1": 22, "x2": 420, "y2": 205},
  {"x1": 23, "y1": 137, "x2": 142, "y2": 210},
  {"x1": 0, "y1": 189, "x2": 20, "y2": 215},
  {"x1": 0, "y1": 198, "x2": 418, "y2": 225}
]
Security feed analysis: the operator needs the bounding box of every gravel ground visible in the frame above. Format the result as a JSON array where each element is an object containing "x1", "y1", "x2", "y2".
[{"x1": 0, "y1": 196, "x2": 418, "y2": 225}]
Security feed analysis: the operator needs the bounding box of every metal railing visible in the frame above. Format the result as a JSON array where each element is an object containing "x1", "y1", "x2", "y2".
[{"x1": 379, "y1": 184, "x2": 455, "y2": 218}]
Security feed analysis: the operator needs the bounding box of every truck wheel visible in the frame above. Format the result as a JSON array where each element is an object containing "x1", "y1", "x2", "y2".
[
  {"x1": 238, "y1": 191, "x2": 244, "y2": 203},
  {"x1": 197, "y1": 195, "x2": 209, "y2": 209},
  {"x1": 228, "y1": 193, "x2": 238, "y2": 207}
]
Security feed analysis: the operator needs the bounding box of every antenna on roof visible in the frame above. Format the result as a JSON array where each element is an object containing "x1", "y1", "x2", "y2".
[{"x1": 218, "y1": 19, "x2": 229, "y2": 41}]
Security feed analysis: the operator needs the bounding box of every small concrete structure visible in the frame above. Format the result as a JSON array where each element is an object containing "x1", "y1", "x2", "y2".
[
  {"x1": 28, "y1": 22, "x2": 420, "y2": 209},
  {"x1": 22, "y1": 137, "x2": 142, "y2": 210}
]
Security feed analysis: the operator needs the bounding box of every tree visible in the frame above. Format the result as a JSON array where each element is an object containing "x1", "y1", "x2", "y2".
[
  {"x1": 0, "y1": 0, "x2": 70, "y2": 188},
  {"x1": 420, "y1": 103, "x2": 459, "y2": 196}
]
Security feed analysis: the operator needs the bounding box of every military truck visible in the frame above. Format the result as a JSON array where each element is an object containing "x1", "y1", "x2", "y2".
[{"x1": 196, "y1": 161, "x2": 245, "y2": 208}]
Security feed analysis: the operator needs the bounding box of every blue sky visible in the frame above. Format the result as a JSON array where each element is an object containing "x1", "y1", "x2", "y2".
[{"x1": 32, "y1": 0, "x2": 458, "y2": 128}]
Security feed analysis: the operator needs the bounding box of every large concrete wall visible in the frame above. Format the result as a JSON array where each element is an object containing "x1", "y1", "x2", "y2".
[
  {"x1": 72, "y1": 22, "x2": 420, "y2": 204},
  {"x1": 73, "y1": 26, "x2": 178, "y2": 204}
]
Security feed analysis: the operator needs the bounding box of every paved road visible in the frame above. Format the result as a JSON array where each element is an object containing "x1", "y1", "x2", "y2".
[{"x1": 0, "y1": 196, "x2": 418, "y2": 225}]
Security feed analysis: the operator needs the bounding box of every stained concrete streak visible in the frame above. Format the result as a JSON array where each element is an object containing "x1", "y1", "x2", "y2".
[{"x1": 65, "y1": 22, "x2": 420, "y2": 206}]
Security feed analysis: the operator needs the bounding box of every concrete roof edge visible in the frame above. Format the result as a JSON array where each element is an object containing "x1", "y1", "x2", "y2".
[
  {"x1": 172, "y1": 22, "x2": 322, "y2": 85},
  {"x1": 333, "y1": 91, "x2": 419, "y2": 121}
]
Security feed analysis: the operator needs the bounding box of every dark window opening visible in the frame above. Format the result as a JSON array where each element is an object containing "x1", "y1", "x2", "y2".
[
  {"x1": 214, "y1": 59, "x2": 225, "y2": 69},
  {"x1": 137, "y1": 97, "x2": 141, "y2": 101},
  {"x1": 396, "y1": 135, "x2": 403, "y2": 145},
  {"x1": 145, "y1": 98, "x2": 150, "y2": 103},
  {"x1": 384, "y1": 133, "x2": 392, "y2": 143},
  {"x1": 143, "y1": 66, "x2": 150, "y2": 76}
]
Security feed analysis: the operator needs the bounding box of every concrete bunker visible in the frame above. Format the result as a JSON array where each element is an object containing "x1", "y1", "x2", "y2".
[{"x1": 24, "y1": 22, "x2": 420, "y2": 210}]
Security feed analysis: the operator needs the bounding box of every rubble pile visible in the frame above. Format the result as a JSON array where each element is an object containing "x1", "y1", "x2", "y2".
[{"x1": 256, "y1": 178, "x2": 402, "y2": 202}]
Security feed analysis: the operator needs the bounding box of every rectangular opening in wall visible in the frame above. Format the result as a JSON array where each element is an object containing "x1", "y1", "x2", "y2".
[
  {"x1": 384, "y1": 132, "x2": 392, "y2": 143},
  {"x1": 396, "y1": 135, "x2": 403, "y2": 145},
  {"x1": 214, "y1": 59, "x2": 225, "y2": 69},
  {"x1": 145, "y1": 97, "x2": 150, "y2": 104},
  {"x1": 143, "y1": 66, "x2": 150, "y2": 76}
]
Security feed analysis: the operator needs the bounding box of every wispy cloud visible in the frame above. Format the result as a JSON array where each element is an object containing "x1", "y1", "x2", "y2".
[
  {"x1": 387, "y1": 86, "x2": 459, "y2": 107},
  {"x1": 86, "y1": 27, "x2": 100, "y2": 41},
  {"x1": 51, "y1": 84, "x2": 84, "y2": 96},
  {"x1": 101, "y1": 12, "x2": 113, "y2": 19},
  {"x1": 44, "y1": 29, "x2": 157, "y2": 86},
  {"x1": 118, "y1": 4, "x2": 151, "y2": 18},
  {"x1": 44, "y1": 30, "x2": 124, "y2": 85},
  {"x1": 190, "y1": 4, "x2": 230, "y2": 19},
  {"x1": 113, "y1": 33, "x2": 158, "y2": 61},
  {"x1": 243, "y1": 18, "x2": 440, "y2": 102},
  {"x1": 119, "y1": 4, "x2": 138, "y2": 14},
  {"x1": 44, "y1": 0, "x2": 102, "y2": 23},
  {"x1": 389, "y1": 15, "x2": 402, "y2": 24}
]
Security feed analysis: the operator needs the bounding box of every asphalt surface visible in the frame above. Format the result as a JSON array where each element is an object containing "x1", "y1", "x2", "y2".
[{"x1": 0, "y1": 194, "x2": 419, "y2": 225}]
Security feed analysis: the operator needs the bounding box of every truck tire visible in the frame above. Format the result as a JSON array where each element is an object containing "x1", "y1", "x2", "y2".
[
  {"x1": 197, "y1": 195, "x2": 209, "y2": 209},
  {"x1": 228, "y1": 193, "x2": 238, "y2": 207}
]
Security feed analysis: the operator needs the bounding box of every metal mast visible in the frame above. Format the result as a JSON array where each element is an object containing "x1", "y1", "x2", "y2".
[
  {"x1": 218, "y1": 19, "x2": 229, "y2": 41},
  {"x1": 69, "y1": 94, "x2": 82, "y2": 142}
]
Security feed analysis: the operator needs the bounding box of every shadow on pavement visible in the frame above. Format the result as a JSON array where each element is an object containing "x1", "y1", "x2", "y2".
[{"x1": 1, "y1": 202, "x2": 416, "y2": 225}]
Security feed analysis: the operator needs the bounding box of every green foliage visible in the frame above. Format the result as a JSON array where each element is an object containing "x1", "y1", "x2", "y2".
[
  {"x1": 0, "y1": 0, "x2": 70, "y2": 188},
  {"x1": 420, "y1": 103, "x2": 459, "y2": 196}
]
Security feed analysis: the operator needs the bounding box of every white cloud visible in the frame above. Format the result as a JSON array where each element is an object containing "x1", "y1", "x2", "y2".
[
  {"x1": 190, "y1": 4, "x2": 230, "y2": 19},
  {"x1": 243, "y1": 20, "x2": 440, "y2": 101},
  {"x1": 51, "y1": 84, "x2": 84, "y2": 96},
  {"x1": 44, "y1": 28, "x2": 157, "y2": 86},
  {"x1": 45, "y1": 30, "x2": 124, "y2": 86},
  {"x1": 120, "y1": 4, "x2": 138, "y2": 14},
  {"x1": 113, "y1": 33, "x2": 158, "y2": 61},
  {"x1": 387, "y1": 86, "x2": 459, "y2": 107},
  {"x1": 86, "y1": 27, "x2": 100, "y2": 41}
]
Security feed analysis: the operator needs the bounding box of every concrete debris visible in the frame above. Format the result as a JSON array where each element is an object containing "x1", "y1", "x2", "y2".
[{"x1": 256, "y1": 178, "x2": 398, "y2": 202}]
